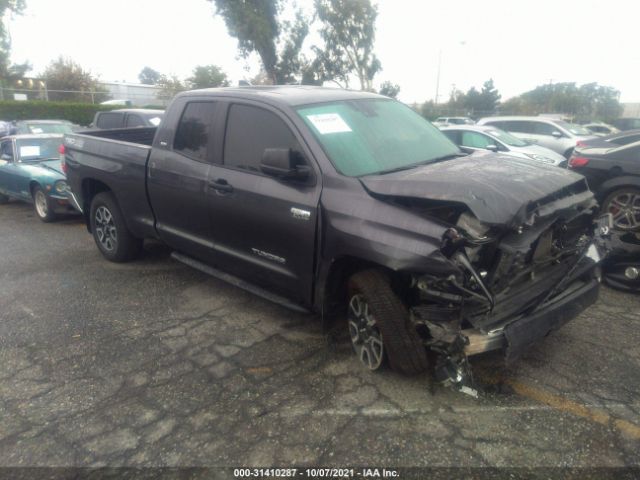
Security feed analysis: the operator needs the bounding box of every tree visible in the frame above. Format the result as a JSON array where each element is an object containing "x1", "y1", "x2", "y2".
[
  {"x1": 156, "y1": 74, "x2": 187, "y2": 102},
  {"x1": 187, "y1": 64, "x2": 230, "y2": 89},
  {"x1": 209, "y1": 0, "x2": 309, "y2": 84},
  {"x1": 0, "y1": 0, "x2": 28, "y2": 81},
  {"x1": 41, "y1": 57, "x2": 108, "y2": 102},
  {"x1": 379, "y1": 81, "x2": 400, "y2": 99},
  {"x1": 503, "y1": 82, "x2": 622, "y2": 121},
  {"x1": 314, "y1": 0, "x2": 381, "y2": 91},
  {"x1": 138, "y1": 67, "x2": 161, "y2": 85}
]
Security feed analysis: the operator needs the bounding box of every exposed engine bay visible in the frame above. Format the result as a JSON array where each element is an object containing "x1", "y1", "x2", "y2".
[{"x1": 384, "y1": 178, "x2": 611, "y2": 395}]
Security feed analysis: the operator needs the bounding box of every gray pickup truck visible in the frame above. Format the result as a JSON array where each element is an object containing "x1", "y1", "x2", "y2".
[{"x1": 63, "y1": 86, "x2": 609, "y2": 388}]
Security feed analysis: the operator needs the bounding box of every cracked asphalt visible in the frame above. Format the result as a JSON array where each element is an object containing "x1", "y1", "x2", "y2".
[{"x1": 1, "y1": 201, "x2": 639, "y2": 471}]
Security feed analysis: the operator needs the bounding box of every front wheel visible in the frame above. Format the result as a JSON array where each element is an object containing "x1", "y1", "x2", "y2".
[
  {"x1": 90, "y1": 192, "x2": 142, "y2": 262},
  {"x1": 347, "y1": 270, "x2": 429, "y2": 375},
  {"x1": 602, "y1": 187, "x2": 640, "y2": 231},
  {"x1": 33, "y1": 186, "x2": 56, "y2": 222}
]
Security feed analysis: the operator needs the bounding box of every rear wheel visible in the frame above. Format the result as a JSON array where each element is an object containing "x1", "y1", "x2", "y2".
[
  {"x1": 347, "y1": 270, "x2": 429, "y2": 375},
  {"x1": 33, "y1": 186, "x2": 56, "y2": 222},
  {"x1": 602, "y1": 187, "x2": 640, "y2": 231},
  {"x1": 90, "y1": 192, "x2": 142, "y2": 262}
]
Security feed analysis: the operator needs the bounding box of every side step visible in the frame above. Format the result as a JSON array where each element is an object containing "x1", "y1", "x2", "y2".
[{"x1": 170, "y1": 251, "x2": 310, "y2": 314}]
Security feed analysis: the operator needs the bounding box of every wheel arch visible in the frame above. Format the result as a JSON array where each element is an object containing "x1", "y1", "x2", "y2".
[
  {"x1": 317, "y1": 255, "x2": 406, "y2": 330},
  {"x1": 596, "y1": 176, "x2": 640, "y2": 202},
  {"x1": 28, "y1": 180, "x2": 41, "y2": 197},
  {"x1": 81, "y1": 178, "x2": 112, "y2": 232}
]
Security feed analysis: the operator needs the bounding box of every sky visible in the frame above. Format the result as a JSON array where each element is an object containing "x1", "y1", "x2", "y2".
[{"x1": 6, "y1": 0, "x2": 640, "y2": 104}]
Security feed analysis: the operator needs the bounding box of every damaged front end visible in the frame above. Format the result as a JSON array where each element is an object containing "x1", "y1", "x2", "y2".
[{"x1": 406, "y1": 181, "x2": 611, "y2": 393}]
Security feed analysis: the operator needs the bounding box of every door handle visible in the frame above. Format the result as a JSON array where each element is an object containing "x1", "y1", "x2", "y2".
[{"x1": 208, "y1": 178, "x2": 233, "y2": 193}]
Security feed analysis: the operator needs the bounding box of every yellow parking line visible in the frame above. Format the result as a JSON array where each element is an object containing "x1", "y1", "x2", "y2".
[{"x1": 480, "y1": 374, "x2": 640, "y2": 440}]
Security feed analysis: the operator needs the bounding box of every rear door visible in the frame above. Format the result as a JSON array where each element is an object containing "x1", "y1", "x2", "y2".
[
  {"x1": 206, "y1": 101, "x2": 321, "y2": 304},
  {"x1": 147, "y1": 99, "x2": 221, "y2": 261}
]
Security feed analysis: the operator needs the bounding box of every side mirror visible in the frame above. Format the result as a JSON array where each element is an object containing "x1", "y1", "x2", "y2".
[
  {"x1": 551, "y1": 131, "x2": 563, "y2": 138},
  {"x1": 485, "y1": 144, "x2": 499, "y2": 152},
  {"x1": 0, "y1": 153, "x2": 12, "y2": 161},
  {"x1": 260, "y1": 148, "x2": 310, "y2": 181}
]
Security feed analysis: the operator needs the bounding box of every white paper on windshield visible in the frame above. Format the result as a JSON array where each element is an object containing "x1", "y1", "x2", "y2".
[
  {"x1": 306, "y1": 113, "x2": 352, "y2": 134},
  {"x1": 149, "y1": 117, "x2": 162, "y2": 126},
  {"x1": 20, "y1": 146, "x2": 40, "y2": 157},
  {"x1": 30, "y1": 128, "x2": 44, "y2": 134}
]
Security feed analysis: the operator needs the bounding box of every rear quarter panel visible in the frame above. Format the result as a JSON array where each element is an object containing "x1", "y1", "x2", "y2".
[{"x1": 64, "y1": 132, "x2": 156, "y2": 238}]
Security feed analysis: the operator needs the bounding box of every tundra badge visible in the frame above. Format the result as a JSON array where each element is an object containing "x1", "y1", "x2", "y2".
[{"x1": 291, "y1": 207, "x2": 311, "y2": 221}]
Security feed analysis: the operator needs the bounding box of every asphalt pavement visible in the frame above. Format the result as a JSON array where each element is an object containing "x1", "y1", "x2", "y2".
[{"x1": 0, "y1": 201, "x2": 639, "y2": 476}]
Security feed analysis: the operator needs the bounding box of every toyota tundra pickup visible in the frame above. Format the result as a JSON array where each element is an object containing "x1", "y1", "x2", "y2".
[{"x1": 63, "y1": 86, "x2": 609, "y2": 388}]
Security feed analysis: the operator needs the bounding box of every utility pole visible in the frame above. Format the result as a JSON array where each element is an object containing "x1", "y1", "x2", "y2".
[{"x1": 434, "y1": 49, "x2": 442, "y2": 104}]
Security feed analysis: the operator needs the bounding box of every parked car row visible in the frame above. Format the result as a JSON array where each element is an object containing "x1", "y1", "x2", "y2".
[{"x1": 0, "y1": 109, "x2": 164, "y2": 221}]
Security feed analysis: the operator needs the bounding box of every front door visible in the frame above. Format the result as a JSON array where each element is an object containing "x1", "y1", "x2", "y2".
[{"x1": 206, "y1": 102, "x2": 321, "y2": 305}]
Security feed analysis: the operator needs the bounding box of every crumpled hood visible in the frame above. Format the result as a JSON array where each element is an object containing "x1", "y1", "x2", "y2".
[{"x1": 360, "y1": 151, "x2": 591, "y2": 225}]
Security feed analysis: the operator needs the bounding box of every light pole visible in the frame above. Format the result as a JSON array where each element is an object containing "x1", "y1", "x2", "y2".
[
  {"x1": 434, "y1": 49, "x2": 442, "y2": 104},
  {"x1": 434, "y1": 41, "x2": 467, "y2": 104}
]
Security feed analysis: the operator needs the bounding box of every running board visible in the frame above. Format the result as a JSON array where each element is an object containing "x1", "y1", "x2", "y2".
[{"x1": 170, "y1": 251, "x2": 310, "y2": 314}]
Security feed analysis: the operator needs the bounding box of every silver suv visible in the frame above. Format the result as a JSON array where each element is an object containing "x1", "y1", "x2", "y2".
[{"x1": 477, "y1": 115, "x2": 595, "y2": 159}]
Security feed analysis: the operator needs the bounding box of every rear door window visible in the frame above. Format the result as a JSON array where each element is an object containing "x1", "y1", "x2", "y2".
[
  {"x1": 125, "y1": 114, "x2": 145, "y2": 128},
  {"x1": 173, "y1": 102, "x2": 217, "y2": 162},
  {"x1": 223, "y1": 104, "x2": 300, "y2": 173},
  {"x1": 533, "y1": 122, "x2": 557, "y2": 136},
  {"x1": 96, "y1": 112, "x2": 124, "y2": 129}
]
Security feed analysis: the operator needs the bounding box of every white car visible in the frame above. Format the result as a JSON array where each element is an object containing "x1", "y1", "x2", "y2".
[
  {"x1": 441, "y1": 125, "x2": 566, "y2": 166},
  {"x1": 477, "y1": 115, "x2": 596, "y2": 159}
]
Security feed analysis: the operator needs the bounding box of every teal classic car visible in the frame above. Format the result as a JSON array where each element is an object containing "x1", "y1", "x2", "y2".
[{"x1": 0, "y1": 134, "x2": 76, "y2": 222}]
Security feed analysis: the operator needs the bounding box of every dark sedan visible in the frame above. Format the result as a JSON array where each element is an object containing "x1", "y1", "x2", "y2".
[
  {"x1": 569, "y1": 140, "x2": 640, "y2": 231},
  {"x1": 577, "y1": 129, "x2": 640, "y2": 149}
]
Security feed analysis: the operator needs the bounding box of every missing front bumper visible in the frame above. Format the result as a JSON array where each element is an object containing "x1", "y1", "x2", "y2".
[{"x1": 461, "y1": 277, "x2": 600, "y2": 361}]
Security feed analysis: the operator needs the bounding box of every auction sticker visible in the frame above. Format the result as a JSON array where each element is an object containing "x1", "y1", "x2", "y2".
[{"x1": 306, "y1": 113, "x2": 352, "y2": 134}]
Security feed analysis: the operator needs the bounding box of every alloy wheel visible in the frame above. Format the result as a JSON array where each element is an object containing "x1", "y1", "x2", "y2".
[
  {"x1": 607, "y1": 192, "x2": 640, "y2": 230},
  {"x1": 34, "y1": 190, "x2": 48, "y2": 219},
  {"x1": 95, "y1": 206, "x2": 118, "y2": 251},
  {"x1": 348, "y1": 294, "x2": 384, "y2": 370}
]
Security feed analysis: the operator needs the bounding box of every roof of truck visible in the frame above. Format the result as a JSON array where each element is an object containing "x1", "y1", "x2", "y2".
[{"x1": 178, "y1": 85, "x2": 384, "y2": 107}]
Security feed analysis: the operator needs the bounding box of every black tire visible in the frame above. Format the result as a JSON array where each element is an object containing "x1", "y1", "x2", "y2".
[
  {"x1": 602, "y1": 187, "x2": 640, "y2": 232},
  {"x1": 90, "y1": 192, "x2": 142, "y2": 262},
  {"x1": 32, "y1": 186, "x2": 56, "y2": 222},
  {"x1": 0, "y1": 193, "x2": 9, "y2": 204},
  {"x1": 347, "y1": 270, "x2": 429, "y2": 375}
]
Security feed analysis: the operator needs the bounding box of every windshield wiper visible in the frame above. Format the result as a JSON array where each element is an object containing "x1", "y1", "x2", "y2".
[{"x1": 372, "y1": 152, "x2": 467, "y2": 176}]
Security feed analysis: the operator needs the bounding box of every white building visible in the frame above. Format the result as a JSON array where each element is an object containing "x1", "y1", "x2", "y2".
[{"x1": 99, "y1": 82, "x2": 164, "y2": 107}]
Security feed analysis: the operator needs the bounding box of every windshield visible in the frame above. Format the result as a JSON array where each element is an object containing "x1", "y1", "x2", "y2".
[
  {"x1": 297, "y1": 99, "x2": 460, "y2": 176},
  {"x1": 16, "y1": 138, "x2": 63, "y2": 162},
  {"x1": 23, "y1": 123, "x2": 74, "y2": 134},
  {"x1": 486, "y1": 128, "x2": 529, "y2": 147},
  {"x1": 555, "y1": 120, "x2": 591, "y2": 136}
]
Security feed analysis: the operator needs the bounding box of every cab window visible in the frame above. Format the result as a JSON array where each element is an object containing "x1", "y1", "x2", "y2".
[{"x1": 173, "y1": 102, "x2": 217, "y2": 162}]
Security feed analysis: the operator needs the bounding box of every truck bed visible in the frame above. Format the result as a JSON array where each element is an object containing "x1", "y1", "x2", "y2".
[{"x1": 63, "y1": 127, "x2": 158, "y2": 239}]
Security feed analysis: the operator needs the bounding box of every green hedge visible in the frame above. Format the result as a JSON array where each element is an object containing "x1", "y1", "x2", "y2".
[{"x1": 0, "y1": 100, "x2": 124, "y2": 126}]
